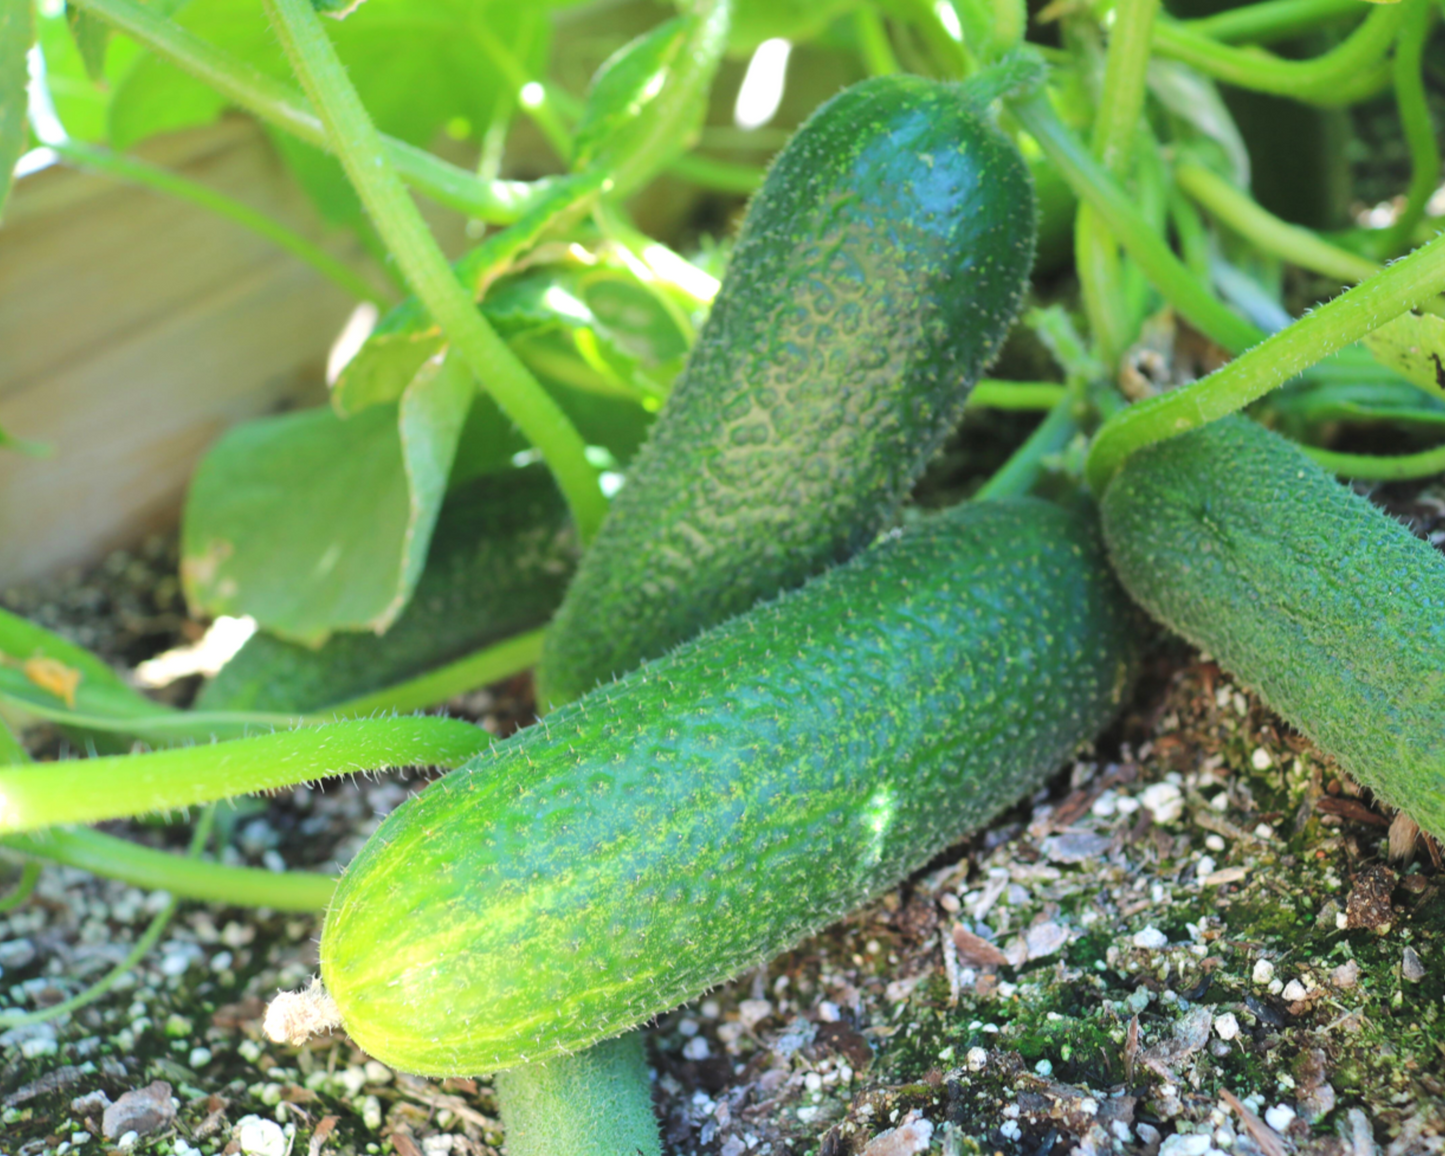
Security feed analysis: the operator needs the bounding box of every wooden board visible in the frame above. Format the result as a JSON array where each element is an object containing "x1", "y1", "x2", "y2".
[{"x1": 0, "y1": 120, "x2": 397, "y2": 586}]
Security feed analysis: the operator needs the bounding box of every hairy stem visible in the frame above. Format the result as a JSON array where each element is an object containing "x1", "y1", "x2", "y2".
[
  {"x1": 975, "y1": 396, "x2": 1080, "y2": 500},
  {"x1": 1085, "y1": 228, "x2": 1445, "y2": 491},
  {"x1": 264, "y1": 0, "x2": 608, "y2": 543},
  {"x1": 328, "y1": 629, "x2": 546, "y2": 717},
  {"x1": 1152, "y1": 3, "x2": 1404, "y2": 105},
  {"x1": 0, "y1": 717, "x2": 486, "y2": 833},
  {"x1": 1175, "y1": 161, "x2": 1381, "y2": 284},
  {"x1": 1009, "y1": 89, "x2": 1262, "y2": 353},
  {"x1": 1383, "y1": 0, "x2": 1439, "y2": 255},
  {"x1": 1304, "y1": 442, "x2": 1445, "y2": 481},
  {"x1": 1185, "y1": 0, "x2": 1363, "y2": 44},
  {"x1": 2, "y1": 826, "x2": 334, "y2": 910},
  {"x1": 0, "y1": 808, "x2": 216, "y2": 1029}
]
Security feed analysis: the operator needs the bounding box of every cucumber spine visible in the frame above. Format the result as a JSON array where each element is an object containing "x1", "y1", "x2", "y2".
[
  {"x1": 537, "y1": 74, "x2": 1037, "y2": 708},
  {"x1": 1100, "y1": 415, "x2": 1445, "y2": 840},
  {"x1": 320, "y1": 497, "x2": 1140, "y2": 1074}
]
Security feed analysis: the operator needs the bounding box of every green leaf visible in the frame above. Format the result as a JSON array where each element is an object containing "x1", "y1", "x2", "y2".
[
  {"x1": 0, "y1": 608, "x2": 172, "y2": 724},
  {"x1": 1363, "y1": 312, "x2": 1445, "y2": 403},
  {"x1": 181, "y1": 368, "x2": 470, "y2": 644},
  {"x1": 66, "y1": 6, "x2": 112, "y2": 82},
  {"x1": 109, "y1": 0, "x2": 547, "y2": 154},
  {"x1": 572, "y1": 18, "x2": 685, "y2": 170},
  {"x1": 0, "y1": 0, "x2": 34, "y2": 221},
  {"x1": 573, "y1": 0, "x2": 730, "y2": 197}
]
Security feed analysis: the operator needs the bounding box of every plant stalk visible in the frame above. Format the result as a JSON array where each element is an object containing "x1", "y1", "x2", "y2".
[
  {"x1": 263, "y1": 0, "x2": 608, "y2": 544},
  {"x1": 1085, "y1": 227, "x2": 1445, "y2": 491}
]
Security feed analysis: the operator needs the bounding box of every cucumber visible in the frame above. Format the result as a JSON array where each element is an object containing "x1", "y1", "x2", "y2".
[
  {"x1": 319, "y1": 497, "x2": 1141, "y2": 1074},
  {"x1": 1099, "y1": 415, "x2": 1445, "y2": 839},
  {"x1": 537, "y1": 74, "x2": 1037, "y2": 708},
  {"x1": 200, "y1": 466, "x2": 575, "y2": 713}
]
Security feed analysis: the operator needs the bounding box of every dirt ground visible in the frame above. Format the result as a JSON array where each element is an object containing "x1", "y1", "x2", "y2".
[{"x1": 2, "y1": 484, "x2": 1444, "y2": 1156}]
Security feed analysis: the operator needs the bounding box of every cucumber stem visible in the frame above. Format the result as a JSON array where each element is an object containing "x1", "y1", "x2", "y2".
[
  {"x1": 1008, "y1": 90, "x2": 1263, "y2": 355},
  {"x1": 263, "y1": 0, "x2": 608, "y2": 546},
  {"x1": 0, "y1": 717, "x2": 487, "y2": 834},
  {"x1": 1383, "y1": 0, "x2": 1439, "y2": 256},
  {"x1": 67, "y1": 0, "x2": 539, "y2": 223},
  {"x1": 1304, "y1": 442, "x2": 1445, "y2": 482},
  {"x1": 1085, "y1": 227, "x2": 1445, "y2": 491},
  {"x1": 0, "y1": 807, "x2": 216, "y2": 1029},
  {"x1": 1174, "y1": 161, "x2": 1381, "y2": 285},
  {"x1": 1075, "y1": 0, "x2": 1160, "y2": 368},
  {"x1": 495, "y1": 1034, "x2": 662, "y2": 1156},
  {"x1": 2, "y1": 827, "x2": 335, "y2": 911},
  {"x1": 326, "y1": 629, "x2": 546, "y2": 718},
  {"x1": 975, "y1": 394, "x2": 1080, "y2": 500},
  {"x1": 1151, "y1": 2, "x2": 1404, "y2": 105},
  {"x1": 1185, "y1": 0, "x2": 1363, "y2": 45}
]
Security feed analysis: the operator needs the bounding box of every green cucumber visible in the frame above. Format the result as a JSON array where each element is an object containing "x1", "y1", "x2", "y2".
[
  {"x1": 319, "y1": 497, "x2": 1141, "y2": 1074},
  {"x1": 537, "y1": 74, "x2": 1037, "y2": 708},
  {"x1": 200, "y1": 466, "x2": 575, "y2": 713},
  {"x1": 1100, "y1": 415, "x2": 1445, "y2": 840}
]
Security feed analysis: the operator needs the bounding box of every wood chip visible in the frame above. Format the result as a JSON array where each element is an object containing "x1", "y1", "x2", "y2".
[
  {"x1": 951, "y1": 925, "x2": 1008, "y2": 969},
  {"x1": 1220, "y1": 1089, "x2": 1287, "y2": 1156}
]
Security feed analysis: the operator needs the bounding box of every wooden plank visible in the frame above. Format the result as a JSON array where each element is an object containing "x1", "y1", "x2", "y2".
[{"x1": 0, "y1": 120, "x2": 413, "y2": 586}]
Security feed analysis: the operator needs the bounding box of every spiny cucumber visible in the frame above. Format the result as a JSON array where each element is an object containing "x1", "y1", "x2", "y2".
[
  {"x1": 319, "y1": 497, "x2": 1140, "y2": 1074},
  {"x1": 537, "y1": 74, "x2": 1037, "y2": 708},
  {"x1": 1100, "y1": 415, "x2": 1445, "y2": 840}
]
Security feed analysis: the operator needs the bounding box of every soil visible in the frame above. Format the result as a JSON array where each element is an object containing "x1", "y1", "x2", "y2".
[{"x1": 2, "y1": 490, "x2": 1444, "y2": 1156}]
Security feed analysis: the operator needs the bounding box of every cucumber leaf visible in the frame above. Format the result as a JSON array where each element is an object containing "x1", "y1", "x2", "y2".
[
  {"x1": 182, "y1": 358, "x2": 471, "y2": 644},
  {"x1": 1363, "y1": 312, "x2": 1445, "y2": 404},
  {"x1": 0, "y1": 0, "x2": 34, "y2": 222},
  {"x1": 0, "y1": 608, "x2": 173, "y2": 724},
  {"x1": 107, "y1": 0, "x2": 552, "y2": 199}
]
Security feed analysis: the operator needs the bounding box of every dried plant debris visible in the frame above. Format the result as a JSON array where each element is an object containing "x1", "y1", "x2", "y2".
[{"x1": 3, "y1": 632, "x2": 1444, "y2": 1154}]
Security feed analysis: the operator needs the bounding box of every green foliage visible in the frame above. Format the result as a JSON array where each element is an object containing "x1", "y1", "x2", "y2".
[
  {"x1": 1363, "y1": 311, "x2": 1445, "y2": 403},
  {"x1": 107, "y1": 0, "x2": 551, "y2": 154},
  {"x1": 181, "y1": 360, "x2": 471, "y2": 644},
  {"x1": 200, "y1": 466, "x2": 576, "y2": 713}
]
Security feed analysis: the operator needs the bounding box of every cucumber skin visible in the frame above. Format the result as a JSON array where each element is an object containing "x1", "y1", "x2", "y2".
[
  {"x1": 320, "y1": 498, "x2": 1141, "y2": 1075},
  {"x1": 199, "y1": 467, "x2": 576, "y2": 713},
  {"x1": 1100, "y1": 416, "x2": 1445, "y2": 838},
  {"x1": 537, "y1": 75, "x2": 1037, "y2": 708}
]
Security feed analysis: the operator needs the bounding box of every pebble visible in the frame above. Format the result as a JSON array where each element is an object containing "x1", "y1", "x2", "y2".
[
  {"x1": 103, "y1": 1082, "x2": 176, "y2": 1139},
  {"x1": 1331, "y1": 959, "x2": 1360, "y2": 989},
  {"x1": 116, "y1": 1133, "x2": 138, "y2": 1153},
  {"x1": 1159, "y1": 1134, "x2": 1211, "y2": 1156},
  {"x1": 235, "y1": 1116, "x2": 288, "y2": 1156},
  {"x1": 0, "y1": 938, "x2": 37, "y2": 969},
  {"x1": 816, "y1": 1001, "x2": 840, "y2": 1023},
  {"x1": 1252, "y1": 959, "x2": 1275, "y2": 985},
  {"x1": 737, "y1": 999, "x2": 772, "y2": 1029},
  {"x1": 965, "y1": 1047, "x2": 988, "y2": 1071},
  {"x1": 1402, "y1": 946, "x2": 1426, "y2": 982},
  {"x1": 682, "y1": 1036, "x2": 711, "y2": 1061},
  {"x1": 1140, "y1": 782, "x2": 1184, "y2": 823},
  {"x1": 189, "y1": 1047, "x2": 213, "y2": 1068},
  {"x1": 1282, "y1": 980, "x2": 1308, "y2": 1002},
  {"x1": 1250, "y1": 748, "x2": 1273, "y2": 770},
  {"x1": 1214, "y1": 1013, "x2": 1240, "y2": 1041},
  {"x1": 1133, "y1": 927, "x2": 1169, "y2": 950},
  {"x1": 1264, "y1": 1105, "x2": 1296, "y2": 1132}
]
